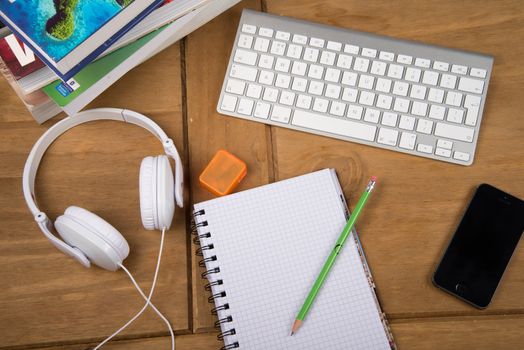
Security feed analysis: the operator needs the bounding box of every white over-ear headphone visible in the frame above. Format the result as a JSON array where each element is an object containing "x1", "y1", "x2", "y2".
[{"x1": 22, "y1": 108, "x2": 184, "y2": 271}]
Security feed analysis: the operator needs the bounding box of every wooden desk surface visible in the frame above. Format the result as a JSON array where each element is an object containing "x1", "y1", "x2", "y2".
[{"x1": 1, "y1": 1, "x2": 523, "y2": 349}]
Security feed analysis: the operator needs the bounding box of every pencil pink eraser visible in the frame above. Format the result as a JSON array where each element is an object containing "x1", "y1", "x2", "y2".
[{"x1": 371, "y1": 176, "x2": 378, "y2": 182}]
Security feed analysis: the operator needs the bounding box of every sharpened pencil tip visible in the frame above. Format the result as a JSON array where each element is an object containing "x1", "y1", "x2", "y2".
[{"x1": 291, "y1": 332, "x2": 294, "y2": 336}]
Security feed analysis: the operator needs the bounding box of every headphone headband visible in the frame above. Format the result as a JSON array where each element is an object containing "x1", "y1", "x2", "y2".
[{"x1": 22, "y1": 108, "x2": 184, "y2": 267}]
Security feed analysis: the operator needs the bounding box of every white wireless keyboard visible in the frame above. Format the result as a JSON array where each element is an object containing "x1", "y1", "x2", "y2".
[{"x1": 217, "y1": 10, "x2": 494, "y2": 165}]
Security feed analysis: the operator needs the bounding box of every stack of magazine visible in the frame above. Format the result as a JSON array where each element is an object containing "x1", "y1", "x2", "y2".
[{"x1": 0, "y1": 0, "x2": 239, "y2": 123}]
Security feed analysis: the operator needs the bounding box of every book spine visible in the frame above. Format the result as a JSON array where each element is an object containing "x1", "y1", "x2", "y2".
[{"x1": 193, "y1": 209, "x2": 239, "y2": 350}]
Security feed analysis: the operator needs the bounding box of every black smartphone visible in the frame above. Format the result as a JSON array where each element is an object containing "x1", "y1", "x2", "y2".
[{"x1": 433, "y1": 184, "x2": 524, "y2": 308}]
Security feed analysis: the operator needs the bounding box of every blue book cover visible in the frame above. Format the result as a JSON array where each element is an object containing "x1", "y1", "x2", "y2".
[{"x1": 0, "y1": 0, "x2": 163, "y2": 81}]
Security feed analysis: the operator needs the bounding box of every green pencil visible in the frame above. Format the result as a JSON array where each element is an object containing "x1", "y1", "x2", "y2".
[{"x1": 291, "y1": 176, "x2": 378, "y2": 335}]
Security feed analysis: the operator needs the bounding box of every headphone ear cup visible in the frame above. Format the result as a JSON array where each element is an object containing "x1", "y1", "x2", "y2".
[
  {"x1": 55, "y1": 206, "x2": 130, "y2": 271},
  {"x1": 156, "y1": 155, "x2": 175, "y2": 230},
  {"x1": 139, "y1": 156, "x2": 157, "y2": 230}
]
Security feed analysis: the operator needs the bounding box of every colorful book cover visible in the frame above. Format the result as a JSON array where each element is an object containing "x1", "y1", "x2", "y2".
[
  {"x1": 43, "y1": 25, "x2": 166, "y2": 106},
  {"x1": 0, "y1": 33, "x2": 45, "y2": 80},
  {"x1": 0, "y1": 0, "x2": 162, "y2": 80}
]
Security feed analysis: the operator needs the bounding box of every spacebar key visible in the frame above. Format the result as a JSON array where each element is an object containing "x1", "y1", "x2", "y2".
[{"x1": 292, "y1": 110, "x2": 376, "y2": 141}]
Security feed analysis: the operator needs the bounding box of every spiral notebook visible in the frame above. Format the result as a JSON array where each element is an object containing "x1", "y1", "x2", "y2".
[{"x1": 194, "y1": 169, "x2": 395, "y2": 350}]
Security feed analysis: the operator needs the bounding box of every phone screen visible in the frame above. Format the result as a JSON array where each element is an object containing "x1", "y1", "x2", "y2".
[{"x1": 433, "y1": 184, "x2": 524, "y2": 308}]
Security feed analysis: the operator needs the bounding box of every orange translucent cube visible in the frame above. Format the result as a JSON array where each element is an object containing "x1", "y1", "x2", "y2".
[{"x1": 199, "y1": 150, "x2": 247, "y2": 196}]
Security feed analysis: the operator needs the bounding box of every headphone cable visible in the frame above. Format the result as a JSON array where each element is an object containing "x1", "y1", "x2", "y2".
[{"x1": 93, "y1": 227, "x2": 175, "y2": 350}]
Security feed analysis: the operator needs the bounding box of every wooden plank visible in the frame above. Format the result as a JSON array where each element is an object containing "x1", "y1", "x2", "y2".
[
  {"x1": 265, "y1": 0, "x2": 524, "y2": 319},
  {"x1": 184, "y1": 0, "x2": 267, "y2": 332},
  {"x1": 0, "y1": 44, "x2": 190, "y2": 348}
]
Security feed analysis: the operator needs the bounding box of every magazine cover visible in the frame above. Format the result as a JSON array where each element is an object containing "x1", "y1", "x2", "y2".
[
  {"x1": 0, "y1": 33, "x2": 45, "y2": 80},
  {"x1": 0, "y1": 0, "x2": 163, "y2": 80}
]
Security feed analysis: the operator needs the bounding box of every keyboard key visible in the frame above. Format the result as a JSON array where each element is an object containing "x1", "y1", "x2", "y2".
[
  {"x1": 387, "y1": 64, "x2": 404, "y2": 79},
  {"x1": 470, "y1": 68, "x2": 487, "y2": 78},
  {"x1": 399, "y1": 114, "x2": 415, "y2": 130},
  {"x1": 246, "y1": 84, "x2": 262, "y2": 99},
  {"x1": 308, "y1": 81, "x2": 324, "y2": 95},
  {"x1": 310, "y1": 37, "x2": 325, "y2": 48},
  {"x1": 412, "y1": 101, "x2": 428, "y2": 116},
  {"x1": 262, "y1": 87, "x2": 278, "y2": 102},
  {"x1": 320, "y1": 51, "x2": 336, "y2": 65},
  {"x1": 464, "y1": 94, "x2": 481, "y2": 126},
  {"x1": 435, "y1": 122, "x2": 474, "y2": 142},
  {"x1": 325, "y1": 68, "x2": 341, "y2": 83},
  {"x1": 429, "y1": 105, "x2": 446, "y2": 120},
  {"x1": 230, "y1": 64, "x2": 257, "y2": 81},
  {"x1": 275, "y1": 57, "x2": 291, "y2": 72},
  {"x1": 440, "y1": 74, "x2": 457, "y2": 89},
  {"x1": 422, "y1": 71, "x2": 439, "y2": 85},
  {"x1": 270, "y1": 105, "x2": 291, "y2": 123},
  {"x1": 453, "y1": 151, "x2": 471, "y2": 162},
  {"x1": 379, "y1": 51, "x2": 394, "y2": 61},
  {"x1": 392, "y1": 81, "x2": 409, "y2": 96},
  {"x1": 275, "y1": 31, "x2": 291, "y2": 41},
  {"x1": 238, "y1": 34, "x2": 253, "y2": 49},
  {"x1": 313, "y1": 98, "x2": 329, "y2": 113},
  {"x1": 341, "y1": 71, "x2": 358, "y2": 86},
  {"x1": 381, "y1": 112, "x2": 398, "y2": 127},
  {"x1": 458, "y1": 77, "x2": 484, "y2": 94},
  {"x1": 394, "y1": 98, "x2": 410, "y2": 113},
  {"x1": 362, "y1": 48, "x2": 377, "y2": 58},
  {"x1": 304, "y1": 47, "x2": 319, "y2": 62},
  {"x1": 359, "y1": 91, "x2": 376, "y2": 106},
  {"x1": 259, "y1": 54, "x2": 274, "y2": 69},
  {"x1": 428, "y1": 88, "x2": 444, "y2": 103},
  {"x1": 242, "y1": 24, "x2": 256, "y2": 34},
  {"x1": 291, "y1": 61, "x2": 307, "y2": 76},
  {"x1": 275, "y1": 74, "x2": 291, "y2": 89},
  {"x1": 259, "y1": 27, "x2": 274, "y2": 37},
  {"x1": 405, "y1": 67, "x2": 421, "y2": 82},
  {"x1": 330, "y1": 101, "x2": 346, "y2": 116},
  {"x1": 296, "y1": 94, "x2": 312, "y2": 109},
  {"x1": 325, "y1": 84, "x2": 341, "y2": 99},
  {"x1": 342, "y1": 88, "x2": 358, "y2": 103},
  {"x1": 364, "y1": 108, "x2": 380, "y2": 123},
  {"x1": 344, "y1": 44, "x2": 359, "y2": 54},
  {"x1": 237, "y1": 98, "x2": 254, "y2": 115},
  {"x1": 347, "y1": 105, "x2": 363, "y2": 119},
  {"x1": 225, "y1": 79, "x2": 246, "y2": 95},
  {"x1": 327, "y1": 41, "x2": 342, "y2": 51},
  {"x1": 291, "y1": 77, "x2": 307, "y2": 92},
  {"x1": 437, "y1": 139, "x2": 453, "y2": 149},
  {"x1": 308, "y1": 64, "x2": 324, "y2": 79},
  {"x1": 377, "y1": 127, "x2": 399, "y2": 146},
  {"x1": 292, "y1": 34, "x2": 308, "y2": 44},
  {"x1": 417, "y1": 143, "x2": 433, "y2": 154},
  {"x1": 399, "y1": 132, "x2": 417, "y2": 150},
  {"x1": 445, "y1": 91, "x2": 463, "y2": 106},
  {"x1": 254, "y1": 101, "x2": 270, "y2": 119},
  {"x1": 358, "y1": 74, "x2": 375, "y2": 90},
  {"x1": 336, "y1": 54, "x2": 353, "y2": 69},
  {"x1": 416, "y1": 119, "x2": 433, "y2": 134},
  {"x1": 258, "y1": 70, "x2": 275, "y2": 85},
  {"x1": 397, "y1": 54, "x2": 413, "y2": 64},
  {"x1": 254, "y1": 37, "x2": 270, "y2": 52},
  {"x1": 279, "y1": 91, "x2": 295, "y2": 106},
  {"x1": 451, "y1": 64, "x2": 468, "y2": 75},
  {"x1": 410, "y1": 85, "x2": 427, "y2": 100},
  {"x1": 354, "y1": 57, "x2": 370, "y2": 72},
  {"x1": 270, "y1": 41, "x2": 287, "y2": 56},
  {"x1": 292, "y1": 110, "x2": 376, "y2": 141},
  {"x1": 447, "y1": 108, "x2": 464, "y2": 123},
  {"x1": 376, "y1": 94, "x2": 393, "y2": 109},
  {"x1": 414, "y1": 58, "x2": 431, "y2": 68},
  {"x1": 433, "y1": 61, "x2": 449, "y2": 71},
  {"x1": 435, "y1": 147, "x2": 452, "y2": 158},
  {"x1": 376, "y1": 78, "x2": 392, "y2": 93},
  {"x1": 220, "y1": 94, "x2": 237, "y2": 112},
  {"x1": 287, "y1": 44, "x2": 303, "y2": 59},
  {"x1": 234, "y1": 49, "x2": 257, "y2": 65},
  {"x1": 370, "y1": 61, "x2": 387, "y2": 76}
]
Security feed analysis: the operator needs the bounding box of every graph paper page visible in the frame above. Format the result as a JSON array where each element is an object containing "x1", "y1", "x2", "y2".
[{"x1": 194, "y1": 169, "x2": 391, "y2": 350}]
